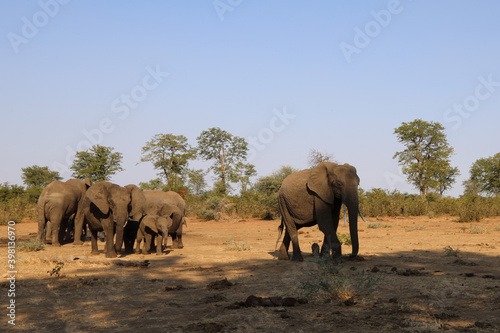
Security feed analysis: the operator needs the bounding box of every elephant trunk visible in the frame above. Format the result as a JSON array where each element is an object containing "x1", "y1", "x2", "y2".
[
  {"x1": 114, "y1": 211, "x2": 128, "y2": 254},
  {"x1": 344, "y1": 191, "x2": 359, "y2": 257}
]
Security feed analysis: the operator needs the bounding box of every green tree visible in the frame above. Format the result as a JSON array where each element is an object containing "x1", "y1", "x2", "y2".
[
  {"x1": 393, "y1": 119, "x2": 458, "y2": 198},
  {"x1": 140, "y1": 133, "x2": 195, "y2": 191},
  {"x1": 70, "y1": 145, "x2": 124, "y2": 182},
  {"x1": 254, "y1": 165, "x2": 298, "y2": 195},
  {"x1": 21, "y1": 165, "x2": 62, "y2": 188},
  {"x1": 139, "y1": 178, "x2": 166, "y2": 191},
  {"x1": 232, "y1": 162, "x2": 257, "y2": 194},
  {"x1": 187, "y1": 169, "x2": 207, "y2": 195},
  {"x1": 196, "y1": 127, "x2": 249, "y2": 195},
  {"x1": 467, "y1": 153, "x2": 500, "y2": 195},
  {"x1": 21, "y1": 165, "x2": 62, "y2": 201}
]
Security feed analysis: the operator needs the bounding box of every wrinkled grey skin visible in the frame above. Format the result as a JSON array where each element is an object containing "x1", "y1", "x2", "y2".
[
  {"x1": 143, "y1": 190, "x2": 186, "y2": 249},
  {"x1": 83, "y1": 182, "x2": 146, "y2": 258},
  {"x1": 37, "y1": 178, "x2": 92, "y2": 246},
  {"x1": 277, "y1": 162, "x2": 361, "y2": 261},
  {"x1": 135, "y1": 214, "x2": 171, "y2": 255}
]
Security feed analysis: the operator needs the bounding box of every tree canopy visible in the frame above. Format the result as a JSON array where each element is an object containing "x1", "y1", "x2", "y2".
[
  {"x1": 140, "y1": 133, "x2": 195, "y2": 191},
  {"x1": 70, "y1": 145, "x2": 124, "y2": 182},
  {"x1": 196, "y1": 127, "x2": 251, "y2": 195},
  {"x1": 21, "y1": 165, "x2": 62, "y2": 188},
  {"x1": 466, "y1": 153, "x2": 500, "y2": 196},
  {"x1": 393, "y1": 119, "x2": 459, "y2": 198},
  {"x1": 308, "y1": 149, "x2": 335, "y2": 169}
]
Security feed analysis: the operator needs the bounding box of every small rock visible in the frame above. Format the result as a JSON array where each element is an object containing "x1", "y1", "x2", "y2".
[
  {"x1": 388, "y1": 298, "x2": 398, "y2": 303},
  {"x1": 371, "y1": 266, "x2": 380, "y2": 273},
  {"x1": 207, "y1": 278, "x2": 233, "y2": 290},
  {"x1": 280, "y1": 313, "x2": 290, "y2": 319},
  {"x1": 245, "y1": 295, "x2": 262, "y2": 307},
  {"x1": 344, "y1": 297, "x2": 357, "y2": 306},
  {"x1": 165, "y1": 285, "x2": 184, "y2": 292},
  {"x1": 283, "y1": 297, "x2": 299, "y2": 307},
  {"x1": 269, "y1": 296, "x2": 283, "y2": 306}
]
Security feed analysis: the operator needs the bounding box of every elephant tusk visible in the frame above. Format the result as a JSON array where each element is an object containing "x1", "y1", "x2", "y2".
[
  {"x1": 123, "y1": 220, "x2": 128, "y2": 228},
  {"x1": 359, "y1": 209, "x2": 367, "y2": 223}
]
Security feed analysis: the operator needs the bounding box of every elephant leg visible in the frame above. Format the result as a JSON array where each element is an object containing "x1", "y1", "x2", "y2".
[
  {"x1": 90, "y1": 228, "x2": 99, "y2": 255},
  {"x1": 289, "y1": 229, "x2": 304, "y2": 261},
  {"x1": 45, "y1": 221, "x2": 53, "y2": 244},
  {"x1": 317, "y1": 198, "x2": 341, "y2": 259},
  {"x1": 135, "y1": 232, "x2": 143, "y2": 254},
  {"x1": 143, "y1": 233, "x2": 152, "y2": 255},
  {"x1": 50, "y1": 213, "x2": 63, "y2": 247},
  {"x1": 73, "y1": 208, "x2": 85, "y2": 245},
  {"x1": 156, "y1": 234, "x2": 163, "y2": 255},
  {"x1": 278, "y1": 229, "x2": 291, "y2": 260},
  {"x1": 172, "y1": 222, "x2": 184, "y2": 248},
  {"x1": 37, "y1": 210, "x2": 47, "y2": 242}
]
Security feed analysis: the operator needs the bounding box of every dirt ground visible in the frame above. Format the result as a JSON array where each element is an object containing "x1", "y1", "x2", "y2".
[{"x1": 1, "y1": 215, "x2": 500, "y2": 332}]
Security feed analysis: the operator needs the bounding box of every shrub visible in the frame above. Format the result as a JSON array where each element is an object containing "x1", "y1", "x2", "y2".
[
  {"x1": 17, "y1": 238, "x2": 45, "y2": 252},
  {"x1": 300, "y1": 261, "x2": 381, "y2": 302},
  {"x1": 0, "y1": 196, "x2": 37, "y2": 225},
  {"x1": 443, "y1": 245, "x2": 459, "y2": 257},
  {"x1": 224, "y1": 237, "x2": 252, "y2": 251},
  {"x1": 455, "y1": 195, "x2": 483, "y2": 222}
]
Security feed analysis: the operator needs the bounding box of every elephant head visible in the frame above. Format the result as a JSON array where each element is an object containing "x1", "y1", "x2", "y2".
[
  {"x1": 85, "y1": 182, "x2": 146, "y2": 257},
  {"x1": 307, "y1": 162, "x2": 360, "y2": 257},
  {"x1": 142, "y1": 214, "x2": 171, "y2": 236},
  {"x1": 124, "y1": 184, "x2": 147, "y2": 222}
]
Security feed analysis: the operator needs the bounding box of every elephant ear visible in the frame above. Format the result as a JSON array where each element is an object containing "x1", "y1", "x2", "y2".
[
  {"x1": 84, "y1": 177, "x2": 93, "y2": 189},
  {"x1": 307, "y1": 162, "x2": 336, "y2": 204},
  {"x1": 125, "y1": 184, "x2": 146, "y2": 219},
  {"x1": 143, "y1": 215, "x2": 158, "y2": 233},
  {"x1": 87, "y1": 183, "x2": 110, "y2": 214}
]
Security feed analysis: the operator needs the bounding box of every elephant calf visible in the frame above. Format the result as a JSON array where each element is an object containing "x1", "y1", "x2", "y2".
[{"x1": 135, "y1": 215, "x2": 171, "y2": 255}]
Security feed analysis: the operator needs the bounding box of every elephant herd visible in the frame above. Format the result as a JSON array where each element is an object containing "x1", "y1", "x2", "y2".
[
  {"x1": 37, "y1": 162, "x2": 364, "y2": 261},
  {"x1": 37, "y1": 180, "x2": 186, "y2": 258}
]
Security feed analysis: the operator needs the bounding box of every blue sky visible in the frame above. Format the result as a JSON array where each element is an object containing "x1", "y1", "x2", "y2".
[{"x1": 1, "y1": 1, "x2": 499, "y2": 197}]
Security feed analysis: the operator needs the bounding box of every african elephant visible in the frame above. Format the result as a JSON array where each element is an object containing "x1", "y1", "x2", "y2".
[
  {"x1": 82, "y1": 182, "x2": 146, "y2": 258},
  {"x1": 277, "y1": 162, "x2": 363, "y2": 261},
  {"x1": 37, "y1": 178, "x2": 92, "y2": 246},
  {"x1": 143, "y1": 190, "x2": 186, "y2": 248},
  {"x1": 135, "y1": 214, "x2": 171, "y2": 255}
]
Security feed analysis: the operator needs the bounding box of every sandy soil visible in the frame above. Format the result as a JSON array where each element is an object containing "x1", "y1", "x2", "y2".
[{"x1": 1, "y1": 215, "x2": 500, "y2": 332}]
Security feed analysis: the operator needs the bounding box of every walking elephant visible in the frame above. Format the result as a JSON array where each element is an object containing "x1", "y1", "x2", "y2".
[
  {"x1": 277, "y1": 162, "x2": 364, "y2": 261},
  {"x1": 143, "y1": 190, "x2": 186, "y2": 248},
  {"x1": 37, "y1": 178, "x2": 92, "y2": 246},
  {"x1": 135, "y1": 214, "x2": 171, "y2": 255},
  {"x1": 83, "y1": 182, "x2": 146, "y2": 258}
]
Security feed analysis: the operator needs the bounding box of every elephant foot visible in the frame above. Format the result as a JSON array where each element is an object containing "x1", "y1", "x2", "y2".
[
  {"x1": 277, "y1": 251, "x2": 290, "y2": 260},
  {"x1": 291, "y1": 253, "x2": 304, "y2": 262},
  {"x1": 52, "y1": 243, "x2": 61, "y2": 247},
  {"x1": 142, "y1": 250, "x2": 149, "y2": 255},
  {"x1": 90, "y1": 250, "x2": 99, "y2": 256},
  {"x1": 73, "y1": 240, "x2": 84, "y2": 246},
  {"x1": 311, "y1": 243, "x2": 320, "y2": 258},
  {"x1": 106, "y1": 252, "x2": 117, "y2": 258}
]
